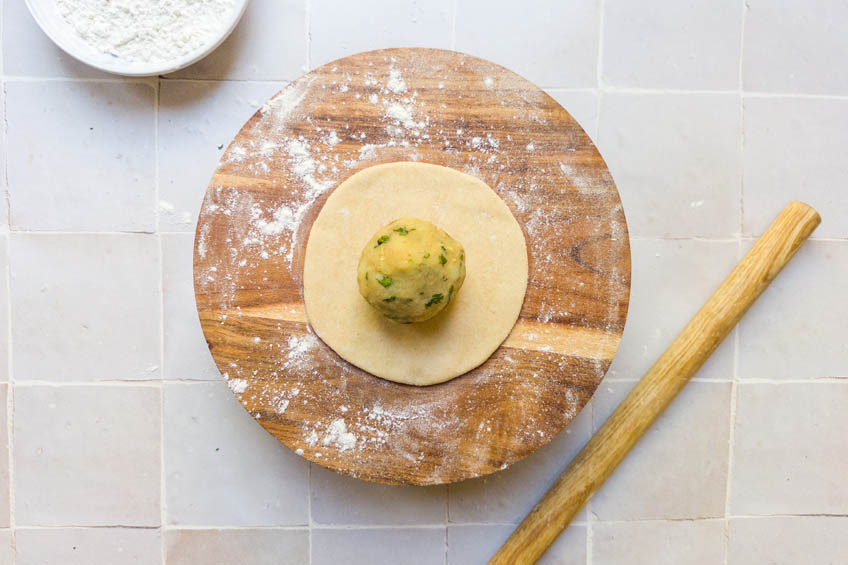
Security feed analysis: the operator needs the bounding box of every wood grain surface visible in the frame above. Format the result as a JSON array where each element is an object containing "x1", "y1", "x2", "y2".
[
  {"x1": 491, "y1": 201, "x2": 821, "y2": 563},
  {"x1": 193, "y1": 48, "x2": 630, "y2": 485}
]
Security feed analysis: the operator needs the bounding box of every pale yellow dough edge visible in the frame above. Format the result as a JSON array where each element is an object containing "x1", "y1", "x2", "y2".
[{"x1": 302, "y1": 162, "x2": 529, "y2": 386}]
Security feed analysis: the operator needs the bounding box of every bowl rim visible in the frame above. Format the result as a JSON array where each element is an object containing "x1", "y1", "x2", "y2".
[{"x1": 24, "y1": 0, "x2": 250, "y2": 77}]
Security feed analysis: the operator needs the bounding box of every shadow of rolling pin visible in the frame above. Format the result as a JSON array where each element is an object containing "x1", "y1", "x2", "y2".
[{"x1": 490, "y1": 201, "x2": 821, "y2": 564}]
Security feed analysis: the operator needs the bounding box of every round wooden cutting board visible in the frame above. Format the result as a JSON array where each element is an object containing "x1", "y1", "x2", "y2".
[{"x1": 193, "y1": 48, "x2": 630, "y2": 485}]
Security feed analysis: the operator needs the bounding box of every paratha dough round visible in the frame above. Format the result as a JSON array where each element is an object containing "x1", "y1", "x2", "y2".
[{"x1": 303, "y1": 162, "x2": 528, "y2": 386}]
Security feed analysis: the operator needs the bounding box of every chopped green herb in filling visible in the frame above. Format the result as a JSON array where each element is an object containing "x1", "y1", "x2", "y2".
[
  {"x1": 394, "y1": 226, "x2": 415, "y2": 235},
  {"x1": 425, "y1": 293, "x2": 444, "y2": 307},
  {"x1": 365, "y1": 272, "x2": 369, "y2": 280},
  {"x1": 376, "y1": 274, "x2": 393, "y2": 287},
  {"x1": 374, "y1": 235, "x2": 390, "y2": 247},
  {"x1": 447, "y1": 285, "x2": 454, "y2": 303},
  {"x1": 383, "y1": 296, "x2": 397, "y2": 302},
  {"x1": 439, "y1": 254, "x2": 447, "y2": 265},
  {"x1": 423, "y1": 253, "x2": 430, "y2": 259}
]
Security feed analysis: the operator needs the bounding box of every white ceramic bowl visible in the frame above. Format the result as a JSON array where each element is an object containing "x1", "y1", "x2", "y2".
[{"x1": 25, "y1": 0, "x2": 249, "y2": 76}]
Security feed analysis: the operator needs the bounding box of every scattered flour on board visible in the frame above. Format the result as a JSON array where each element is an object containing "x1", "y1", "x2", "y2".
[
  {"x1": 559, "y1": 162, "x2": 598, "y2": 194},
  {"x1": 287, "y1": 333, "x2": 318, "y2": 364},
  {"x1": 305, "y1": 429, "x2": 319, "y2": 446},
  {"x1": 359, "y1": 144, "x2": 380, "y2": 160},
  {"x1": 227, "y1": 378, "x2": 248, "y2": 394},
  {"x1": 196, "y1": 223, "x2": 210, "y2": 258},
  {"x1": 385, "y1": 103, "x2": 425, "y2": 130},
  {"x1": 387, "y1": 68, "x2": 408, "y2": 93},
  {"x1": 323, "y1": 419, "x2": 357, "y2": 451},
  {"x1": 255, "y1": 200, "x2": 309, "y2": 238},
  {"x1": 277, "y1": 398, "x2": 290, "y2": 414},
  {"x1": 323, "y1": 130, "x2": 342, "y2": 146},
  {"x1": 228, "y1": 145, "x2": 248, "y2": 162},
  {"x1": 284, "y1": 138, "x2": 333, "y2": 194}
]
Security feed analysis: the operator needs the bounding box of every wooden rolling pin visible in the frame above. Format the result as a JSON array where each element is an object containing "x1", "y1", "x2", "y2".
[{"x1": 490, "y1": 201, "x2": 821, "y2": 564}]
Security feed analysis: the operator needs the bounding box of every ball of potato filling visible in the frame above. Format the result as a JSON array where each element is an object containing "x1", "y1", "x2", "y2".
[{"x1": 357, "y1": 217, "x2": 466, "y2": 323}]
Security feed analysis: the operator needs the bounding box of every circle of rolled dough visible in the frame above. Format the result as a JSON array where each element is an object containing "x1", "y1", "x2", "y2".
[{"x1": 303, "y1": 162, "x2": 528, "y2": 386}]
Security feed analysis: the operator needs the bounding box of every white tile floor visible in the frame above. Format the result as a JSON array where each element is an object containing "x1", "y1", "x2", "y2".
[{"x1": 1, "y1": 0, "x2": 846, "y2": 563}]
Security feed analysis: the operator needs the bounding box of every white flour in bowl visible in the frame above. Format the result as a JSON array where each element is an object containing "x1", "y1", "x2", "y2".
[{"x1": 56, "y1": 0, "x2": 236, "y2": 64}]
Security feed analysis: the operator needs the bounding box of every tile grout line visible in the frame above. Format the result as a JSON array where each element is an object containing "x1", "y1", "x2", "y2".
[
  {"x1": 153, "y1": 74, "x2": 168, "y2": 563},
  {"x1": 738, "y1": 96, "x2": 745, "y2": 237},
  {"x1": 596, "y1": 517, "x2": 728, "y2": 525},
  {"x1": 723, "y1": 239, "x2": 744, "y2": 565},
  {"x1": 1, "y1": 230, "x2": 161, "y2": 236},
  {"x1": 154, "y1": 74, "x2": 161, "y2": 250},
  {"x1": 12, "y1": 514, "x2": 847, "y2": 531},
  {"x1": 307, "y1": 462, "x2": 313, "y2": 565},
  {"x1": 15, "y1": 524, "x2": 306, "y2": 531},
  {"x1": 159, "y1": 78, "x2": 293, "y2": 86},
  {"x1": 152, "y1": 77, "x2": 161, "y2": 348},
  {"x1": 595, "y1": 0, "x2": 606, "y2": 93},
  {"x1": 585, "y1": 398, "x2": 595, "y2": 565},
  {"x1": 444, "y1": 481, "x2": 449, "y2": 564},
  {"x1": 13, "y1": 380, "x2": 165, "y2": 387},
  {"x1": 15, "y1": 514, "x2": 845, "y2": 532},
  {"x1": 544, "y1": 87, "x2": 599, "y2": 96},
  {"x1": 727, "y1": 3, "x2": 746, "y2": 556},
  {"x1": 593, "y1": 86, "x2": 601, "y2": 142},
  {"x1": 727, "y1": 513, "x2": 848, "y2": 520},
  {"x1": 6, "y1": 235, "x2": 14, "y2": 562},
  {"x1": 309, "y1": 524, "x2": 450, "y2": 531},
  {"x1": 723, "y1": 353, "x2": 739, "y2": 563},
  {"x1": 2, "y1": 76, "x2": 155, "y2": 84},
  {"x1": 603, "y1": 378, "x2": 848, "y2": 384},
  {"x1": 591, "y1": 85, "x2": 848, "y2": 100},
  {"x1": 450, "y1": 0, "x2": 458, "y2": 51},
  {"x1": 737, "y1": 0, "x2": 747, "y2": 241},
  {"x1": 3, "y1": 66, "x2": 15, "y2": 561},
  {"x1": 2, "y1": 79, "x2": 9, "y2": 231},
  {"x1": 304, "y1": 0, "x2": 312, "y2": 72},
  {"x1": 158, "y1": 298, "x2": 167, "y2": 562},
  {"x1": 742, "y1": 90, "x2": 848, "y2": 100},
  {"x1": 444, "y1": 525, "x2": 449, "y2": 565},
  {"x1": 601, "y1": 86, "x2": 739, "y2": 95},
  {"x1": 0, "y1": 77, "x2": 846, "y2": 101}
]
